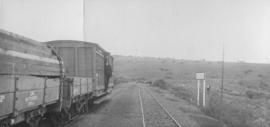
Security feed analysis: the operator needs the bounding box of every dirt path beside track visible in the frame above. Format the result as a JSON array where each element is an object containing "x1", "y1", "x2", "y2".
[{"x1": 66, "y1": 82, "x2": 142, "y2": 127}]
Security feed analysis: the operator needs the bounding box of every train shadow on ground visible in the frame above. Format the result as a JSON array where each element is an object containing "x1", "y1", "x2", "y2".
[
  {"x1": 89, "y1": 99, "x2": 111, "y2": 114},
  {"x1": 66, "y1": 99, "x2": 112, "y2": 126}
]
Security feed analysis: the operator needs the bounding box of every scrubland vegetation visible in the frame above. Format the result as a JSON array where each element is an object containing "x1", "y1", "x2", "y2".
[{"x1": 114, "y1": 55, "x2": 270, "y2": 127}]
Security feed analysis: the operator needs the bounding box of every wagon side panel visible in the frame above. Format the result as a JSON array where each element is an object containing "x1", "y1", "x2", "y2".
[
  {"x1": 15, "y1": 89, "x2": 44, "y2": 111},
  {"x1": 0, "y1": 93, "x2": 14, "y2": 117}
]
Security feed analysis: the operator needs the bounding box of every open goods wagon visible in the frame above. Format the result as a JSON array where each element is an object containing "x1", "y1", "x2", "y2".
[
  {"x1": 0, "y1": 30, "x2": 113, "y2": 127},
  {"x1": 45, "y1": 40, "x2": 113, "y2": 126},
  {"x1": 0, "y1": 29, "x2": 62, "y2": 126}
]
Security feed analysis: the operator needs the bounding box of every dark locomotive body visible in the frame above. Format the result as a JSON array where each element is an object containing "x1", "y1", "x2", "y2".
[{"x1": 0, "y1": 30, "x2": 113, "y2": 127}]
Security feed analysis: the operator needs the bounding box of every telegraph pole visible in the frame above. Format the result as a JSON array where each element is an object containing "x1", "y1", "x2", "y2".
[
  {"x1": 83, "y1": 0, "x2": 86, "y2": 41},
  {"x1": 221, "y1": 43, "x2": 224, "y2": 101},
  {"x1": 0, "y1": 0, "x2": 4, "y2": 28}
]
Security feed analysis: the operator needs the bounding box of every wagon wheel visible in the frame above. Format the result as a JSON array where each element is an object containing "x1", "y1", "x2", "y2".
[
  {"x1": 88, "y1": 100, "x2": 94, "y2": 110},
  {"x1": 82, "y1": 102, "x2": 88, "y2": 113},
  {"x1": 83, "y1": 101, "x2": 89, "y2": 113},
  {"x1": 85, "y1": 102, "x2": 89, "y2": 112},
  {"x1": 81, "y1": 104, "x2": 85, "y2": 113}
]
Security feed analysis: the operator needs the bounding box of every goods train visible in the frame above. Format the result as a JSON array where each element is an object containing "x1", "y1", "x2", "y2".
[{"x1": 0, "y1": 29, "x2": 114, "y2": 127}]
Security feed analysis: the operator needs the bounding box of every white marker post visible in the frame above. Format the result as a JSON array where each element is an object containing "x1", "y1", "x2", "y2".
[
  {"x1": 196, "y1": 73, "x2": 206, "y2": 107},
  {"x1": 203, "y1": 79, "x2": 206, "y2": 107},
  {"x1": 197, "y1": 80, "x2": 200, "y2": 106}
]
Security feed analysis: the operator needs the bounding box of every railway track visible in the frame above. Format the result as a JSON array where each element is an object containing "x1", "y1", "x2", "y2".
[
  {"x1": 63, "y1": 84, "x2": 183, "y2": 127},
  {"x1": 139, "y1": 86, "x2": 182, "y2": 127}
]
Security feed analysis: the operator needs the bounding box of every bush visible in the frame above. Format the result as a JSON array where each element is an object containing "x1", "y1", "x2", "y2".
[
  {"x1": 113, "y1": 76, "x2": 130, "y2": 85},
  {"x1": 245, "y1": 90, "x2": 265, "y2": 99},
  {"x1": 164, "y1": 76, "x2": 172, "y2": 79},
  {"x1": 257, "y1": 74, "x2": 264, "y2": 78},
  {"x1": 171, "y1": 86, "x2": 194, "y2": 103},
  {"x1": 202, "y1": 93, "x2": 253, "y2": 127},
  {"x1": 252, "y1": 117, "x2": 270, "y2": 127},
  {"x1": 238, "y1": 80, "x2": 245, "y2": 86},
  {"x1": 244, "y1": 69, "x2": 253, "y2": 74},
  {"x1": 151, "y1": 79, "x2": 169, "y2": 90},
  {"x1": 259, "y1": 81, "x2": 268, "y2": 88}
]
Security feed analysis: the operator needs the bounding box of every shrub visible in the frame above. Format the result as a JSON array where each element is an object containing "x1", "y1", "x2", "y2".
[
  {"x1": 136, "y1": 77, "x2": 146, "y2": 83},
  {"x1": 238, "y1": 80, "x2": 245, "y2": 86},
  {"x1": 258, "y1": 74, "x2": 264, "y2": 78},
  {"x1": 113, "y1": 76, "x2": 130, "y2": 85},
  {"x1": 244, "y1": 69, "x2": 253, "y2": 74},
  {"x1": 145, "y1": 81, "x2": 152, "y2": 84},
  {"x1": 245, "y1": 90, "x2": 265, "y2": 99},
  {"x1": 164, "y1": 76, "x2": 172, "y2": 79},
  {"x1": 259, "y1": 81, "x2": 268, "y2": 88},
  {"x1": 202, "y1": 93, "x2": 253, "y2": 127},
  {"x1": 151, "y1": 79, "x2": 169, "y2": 90},
  {"x1": 252, "y1": 117, "x2": 270, "y2": 127},
  {"x1": 166, "y1": 71, "x2": 173, "y2": 75},
  {"x1": 171, "y1": 86, "x2": 194, "y2": 103}
]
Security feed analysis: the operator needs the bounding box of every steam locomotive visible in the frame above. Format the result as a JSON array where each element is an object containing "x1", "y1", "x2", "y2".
[{"x1": 0, "y1": 29, "x2": 113, "y2": 127}]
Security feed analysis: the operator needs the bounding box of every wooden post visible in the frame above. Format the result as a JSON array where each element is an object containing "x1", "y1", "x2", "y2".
[
  {"x1": 196, "y1": 72, "x2": 206, "y2": 107},
  {"x1": 0, "y1": 0, "x2": 3, "y2": 27},
  {"x1": 197, "y1": 80, "x2": 200, "y2": 106},
  {"x1": 221, "y1": 42, "x2": 224, "y2": 101},
  {"x1": 203, "y1": 79, "x2": 206, "y2": 107},
  {"x1": 83, "y1": 0, "x2": 86, "y2": 41}
]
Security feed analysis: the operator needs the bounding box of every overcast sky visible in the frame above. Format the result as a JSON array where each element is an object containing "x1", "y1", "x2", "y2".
[{"x1": 1, "y1": 0, "x2": 270, "y2": 63}]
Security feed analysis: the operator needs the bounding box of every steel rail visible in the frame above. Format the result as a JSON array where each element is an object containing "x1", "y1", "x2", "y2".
[
  {"x1": 143, "y1": 86, "x2": 182, "y2": 127},
  {"x1": 138, "y1": 87, "x2": 146, "y2": 127}
]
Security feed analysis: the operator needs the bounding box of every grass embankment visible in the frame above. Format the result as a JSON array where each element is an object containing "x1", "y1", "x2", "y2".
[{"x1": 151, "y1": 78, "x2": 270, "y2": 127}]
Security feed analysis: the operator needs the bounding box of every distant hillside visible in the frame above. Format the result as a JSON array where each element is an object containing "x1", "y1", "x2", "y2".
[
  {"x1": 114, "y1": 55, "x2": 270, "y2": 90},
  {"x1": 113, "y1": 55, "x2": 270, "y2": 100}
]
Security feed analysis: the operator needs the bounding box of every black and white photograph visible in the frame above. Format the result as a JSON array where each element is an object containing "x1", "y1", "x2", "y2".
[{"x1": 0, "y1": 0, "x2": 270, "y2": 127}]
